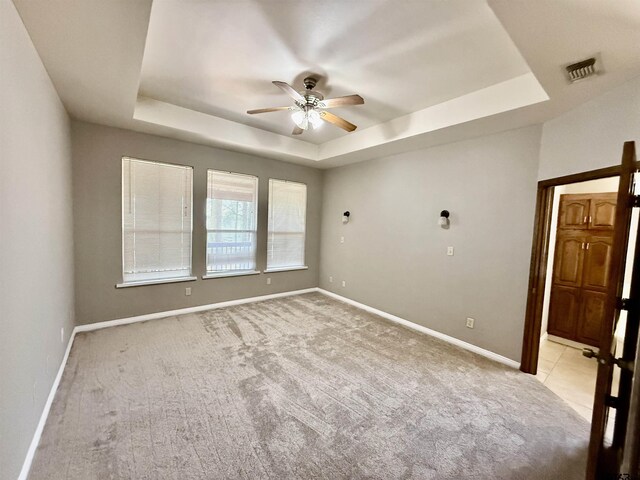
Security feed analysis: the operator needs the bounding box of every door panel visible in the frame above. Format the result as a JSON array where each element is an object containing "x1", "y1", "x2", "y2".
[
  {"x1": 547, "y1": 286, "x2": 580, "y2": 338},
  {"x1": 586, "y1": 142, "x2": 637, "y2": 480},
  {"x1": 582, "y1": 234, "x2": 614, "y2": 292},
  {"x1": 558, "y1": 196, "x2": 590, "y2": 230},
  {"x1": 577, "y1": 290, "x2": 607, "y2": 346},
  {"x1": 590, "y1": 194, "x2": 617, "y2": 230},
  {"x1": 553, "y1": 232, "x2": 586, "y2": 287}
]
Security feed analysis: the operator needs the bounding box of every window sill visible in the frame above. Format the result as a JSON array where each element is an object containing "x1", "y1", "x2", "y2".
[
  {"x1": 115, "y1": 276, "x2": 197, "y2": 288},
  {"x1": 263, "y1": 266, "x2": 309, "y2": 273},
  {"x1": 202, "y1": 270, "x2": 261, "y2": 279}
]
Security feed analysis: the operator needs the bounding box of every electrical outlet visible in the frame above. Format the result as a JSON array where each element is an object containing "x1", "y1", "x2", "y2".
[
  {"x1": 33, "y1": 381, "x2": 37, "y2": 404},
  {"x1": 342, "y1": 280, "x2": 346, "y2": 287},
  {"x1": 329, "y1": 276, "x2": 333, "y2": 283},
  {"x1": 340, "y1": 236, "x2": 345, "y2": 244},
  {"x1": 266, "y1": 277, "x2": 271, "y2": 285},
  {"x1": 185, "y1": 287, "x2": 192, "y2": 296},
  {"x1": 60, "y1": 327, "x2": 64, "y2": 343},
  {"x1": 447, "y1": 246, "x2": 454, "y2": 256},
  {"x1": 466, "y1": 317, "x2": 475, "y2": 329}
]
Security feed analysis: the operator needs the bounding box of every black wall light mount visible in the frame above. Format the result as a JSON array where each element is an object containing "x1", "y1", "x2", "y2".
[{"x1": 439, "y1": 210, "x2": 450, "y2": 229}]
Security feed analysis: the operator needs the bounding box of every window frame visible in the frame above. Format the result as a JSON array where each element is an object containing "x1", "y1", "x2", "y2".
[
  {"x1": 265, "y1": 178, "x2": 308, "y2": 273},
  {"x1": 203, "y1": 169, "x2": 260, "y2": 278},
  {"x1": 116, "y1": 156, "x2": 195, "y2": 288}
]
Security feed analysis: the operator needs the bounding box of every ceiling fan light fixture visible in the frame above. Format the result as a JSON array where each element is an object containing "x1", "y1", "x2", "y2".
[
  {"x1": 308, "y1": 109, "x2": 322, "y2": 129},
  {"x1": 292, "y1": 108, "x2": 322, "y2": 130},
  {"x1": 291, "y1": 110, "x2": 308, "y2": 129}
]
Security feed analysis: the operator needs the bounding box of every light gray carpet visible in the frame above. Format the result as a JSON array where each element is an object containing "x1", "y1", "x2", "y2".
[{"x1": 29, "y1": 293, "x2": 589, "y2": 479}]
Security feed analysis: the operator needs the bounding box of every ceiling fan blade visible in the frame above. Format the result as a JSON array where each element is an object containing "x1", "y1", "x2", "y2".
[
  {"x1": 273, "y1": 81, "x2": 305, "y2": 104},
  {"x1": 246, "y1": 106, "x2": 294, "y2": 114},
  {"x1": 318, "y1": 95, "x2": 364, "y2": 109},
  {"x1": 319, "y1": 111, "x2": 357, "y2": 132},
  {"x1": 292, "y1": 126, "x2": 304, "y2": 135}
]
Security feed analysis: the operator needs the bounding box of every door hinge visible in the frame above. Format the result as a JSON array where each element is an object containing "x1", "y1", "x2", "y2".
[
  {"x1": 605, "y1": 395, "x2": 620, "y2": 408},
  {"x1": 617, "y1": 297, "x2": 633, "y2": 310},
  {"x1": 631, "y1": 195, "x2": 640, "y2": 207}
]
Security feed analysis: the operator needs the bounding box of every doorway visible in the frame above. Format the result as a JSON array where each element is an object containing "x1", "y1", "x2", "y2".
[
  {"x1": 519, "y1": 143, "x2": 640, "y2": 478},
  {"x1": 534, "y1": 176, "x2": 636, "y2": 426}
]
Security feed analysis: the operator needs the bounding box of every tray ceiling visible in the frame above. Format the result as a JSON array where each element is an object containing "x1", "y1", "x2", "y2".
[
  {"x1": 139, "y1": 0, "x2": 532, "y2": 145},
  {"x1": 12, "y1": 0, "x2": 640, "y2": 167}
]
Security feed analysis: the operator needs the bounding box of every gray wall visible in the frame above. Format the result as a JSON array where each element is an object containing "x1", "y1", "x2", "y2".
[
  {"x1": 0, "y1": 0, "x2": 75, "y2": 477},
  {"x1": 319, "y1": 126, "x2": 542, "y2": 361},
  {"x1": 539, "y1": 75, "x2": 640, "y2": 180},
  {"x1": 72, "y1": 121, "x2": 322, "y2": 324}
]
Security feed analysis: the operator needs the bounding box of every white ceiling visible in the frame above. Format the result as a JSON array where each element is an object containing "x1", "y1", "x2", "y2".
[
  {"x1": 12, "y1": 0, "x2": 640, "y2": 168},
  {"x1": 139, "y1": 0, "x2": 531, "y2": 144}
]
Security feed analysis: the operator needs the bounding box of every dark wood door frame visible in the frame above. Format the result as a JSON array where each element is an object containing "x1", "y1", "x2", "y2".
[{"x1": 520, "y1": 165, "x2": 624, "y2": 374}]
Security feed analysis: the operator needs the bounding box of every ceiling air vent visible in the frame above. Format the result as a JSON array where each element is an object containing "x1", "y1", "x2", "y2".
[{"x1": 565, "y1": 57, "x2": 598, "y2": 83}]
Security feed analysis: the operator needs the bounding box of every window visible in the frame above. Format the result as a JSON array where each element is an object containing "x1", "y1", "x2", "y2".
[
  {"x1": 206, "y1": 170, "x2": 259, "y2": 275},
  {"x1": 120, "y1": 157, "x2": 193, "y2": 285},
  {"x1": 267, "y1": 179, "x2": 307, "y2": 270}
]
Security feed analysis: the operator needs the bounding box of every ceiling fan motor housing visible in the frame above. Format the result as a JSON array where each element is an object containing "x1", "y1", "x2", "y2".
[
  {"x1": 303, "y1": 77, "x2": 317, "y2": 90},
  {"x1": 298, "y1": 77, "x2": 324, "y2": 109}
]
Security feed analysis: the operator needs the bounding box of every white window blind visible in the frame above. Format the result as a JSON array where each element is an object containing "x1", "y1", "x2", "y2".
[
  {"x1": 267, "y1": 179, "x2": 307, "y2": 269},
  {"x1": 122, "y1": 157, "x2": 193, "y2": 284},
  {"x1": 206, "y1": 170, "x2": 258, "y2": 273}
]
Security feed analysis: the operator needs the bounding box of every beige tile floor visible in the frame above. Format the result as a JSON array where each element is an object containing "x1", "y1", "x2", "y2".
[
  {"x1": 536, "y1": 338, "x2": 622, "y2": 441},
  {"x1": 536, "y1": 338, "x2": 598, "y2": 421}
]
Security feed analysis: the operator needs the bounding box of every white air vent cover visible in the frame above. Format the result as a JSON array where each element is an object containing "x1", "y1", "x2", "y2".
[{"x1": 565, "y1": 57, "x2": 598, "y2": 83}]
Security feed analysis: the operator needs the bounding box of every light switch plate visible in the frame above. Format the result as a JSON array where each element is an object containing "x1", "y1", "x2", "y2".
[{"x1": 447, "y1": 246, "x2": 454, "y2": 256}]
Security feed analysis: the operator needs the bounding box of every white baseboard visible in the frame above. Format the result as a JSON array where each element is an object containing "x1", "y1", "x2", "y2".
[
  {"x1": 317, "y1": 289, "x2": 521, "y2": 370},
  {"x1": 18, "y1": 328, "x2": 77, "y2": 480},
  {"x1": 74, "y1": 288, "x2": 319, "y2": 333}
]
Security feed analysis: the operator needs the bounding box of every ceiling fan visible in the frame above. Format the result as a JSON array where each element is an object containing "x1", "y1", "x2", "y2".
[{"x1": 247, "y1": 77, "x2": 364, "y2": 135}]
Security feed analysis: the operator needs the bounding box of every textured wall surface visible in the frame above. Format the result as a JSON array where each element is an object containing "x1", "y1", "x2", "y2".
[
  {"x1": 0, "y1": 0, "x2": 75, "y2": 477},
  {"x1": 71, "y1": 121, "x2": 323, "y2": 325},
  {"x1": 320, "y1": 126, "x2": 542, "y2": 361}
]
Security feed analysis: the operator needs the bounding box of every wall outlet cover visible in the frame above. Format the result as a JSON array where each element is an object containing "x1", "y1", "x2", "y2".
[
  {"x1": 466, "y1": 317, "x2": 475, "y2": 329},
  {"x1": 185, "y1": 287, "x2": 192, "y2": 296},
  {"x1": 447, "y1": 246, "x2": 454, "y2": 256},
  {"x1": 267, "y1": 277, "x2": 272, "y2": 285}
]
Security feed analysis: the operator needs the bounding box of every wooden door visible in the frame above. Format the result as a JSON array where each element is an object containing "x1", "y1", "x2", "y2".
[
  {"x1": 548, "y1": 207, "x2": 617, "y2": 346},
  {"x1": 547, "y1": 286, "x2": 580, "y2": 339},
  {"x1": 582, "y1": 234, "x2": 614, "y2": 291},
  {"x1": 576, "y1": 290, "x2": 607, "y2": 346},
  {"x1": 558, "y1": 196, "x2": 590, "y2": 230},
  {"x1": 589, "y1": 193, "x2": 617, "y2": 230},
  {"x1": 586, "y1": 141, "x2": 638, "y2": 480},
  {"x1": 553, "y1": 232, "x2": 586, "y2": 287}
]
